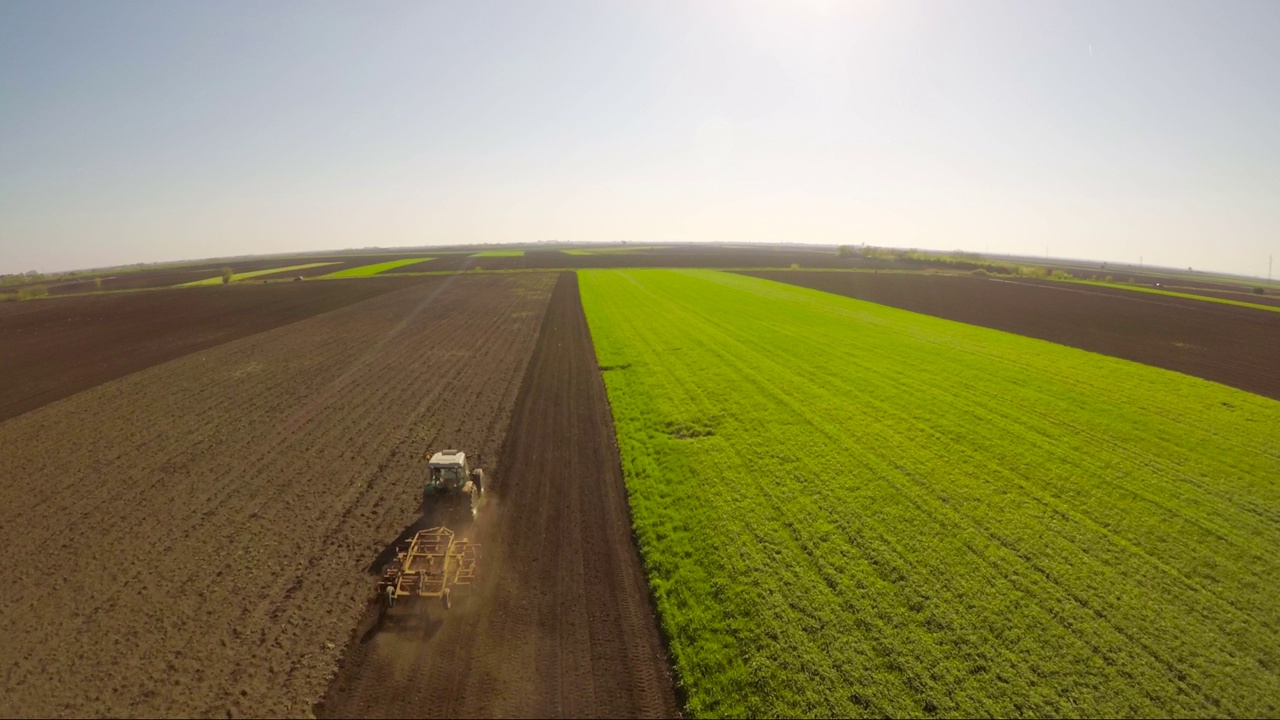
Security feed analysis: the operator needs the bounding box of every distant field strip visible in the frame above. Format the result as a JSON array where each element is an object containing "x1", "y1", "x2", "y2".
[
  {"x1": 180, "y1": 263, "x2": 338, "y2": 286},
  {"x1": 578, "y1": 269, "x2": 1280, "y2": 718},
  {"x1": 319, "y1": 258, "x2": 433, "y2": 278},
  {"x1": 1065, "y1": 279, "x2": 1280, "y2": 312},
  {"x1": 471, "y1": 250, "x2": 524, "y2": 257},
  {"x1": 563, "y1": 246, "x2": 667, "y2": 255}
]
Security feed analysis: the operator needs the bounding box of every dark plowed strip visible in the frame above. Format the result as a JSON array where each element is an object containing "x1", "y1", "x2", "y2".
[
  {"x1": 317, "y1": 272, "x2": 680, "y2": 718},
  {"x1": 0, "y1": 279, "x2": 421, "y2": 423},
  {"x1": 746, "y1": 271, "x2": 1280, "y2": 401}
]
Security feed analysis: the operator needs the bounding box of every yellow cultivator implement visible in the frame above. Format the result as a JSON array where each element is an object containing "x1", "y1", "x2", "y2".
[{"x1": 377, "y1": 526, "x2": 479, "y2": 615}]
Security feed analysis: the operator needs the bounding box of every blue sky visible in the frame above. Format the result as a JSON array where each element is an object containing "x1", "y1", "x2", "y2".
[{"x1": 2, "y1": 0, "x2": 1277, "y2": 276}]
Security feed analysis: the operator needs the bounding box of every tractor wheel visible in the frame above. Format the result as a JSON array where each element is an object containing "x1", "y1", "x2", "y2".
[{"x1": 380, "y1": 586, "x2": 396, "y2": 619}]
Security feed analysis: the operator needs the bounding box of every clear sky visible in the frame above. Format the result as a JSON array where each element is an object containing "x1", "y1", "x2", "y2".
[{"x1": 2, "y1": 0, "x2": 1277, "y2": 276}]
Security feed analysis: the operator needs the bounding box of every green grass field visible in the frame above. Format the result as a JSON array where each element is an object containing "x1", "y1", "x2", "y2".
[
  {"x1": 179, "y1": 262, "x2": 338, "y2": 286},
  {"x1": 471, "y1": 249, "x2": 524, "y2": 257},
  {"x1": 318, "y1": 258, "x2": 433, "y2": 278},
  {"x1": 578, "y1": 269, "x2": 1280, "y2": 718}
]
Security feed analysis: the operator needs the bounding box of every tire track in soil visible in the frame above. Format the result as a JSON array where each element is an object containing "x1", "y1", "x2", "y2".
[{"x1": 317, "y1": 272, "x2": 680, "y2": 718}]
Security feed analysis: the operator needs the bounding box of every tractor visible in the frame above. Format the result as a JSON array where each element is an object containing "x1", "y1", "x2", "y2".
[
  {"x1": 372, "y1": 450, "x2": 485, "y2": 623},
  {"x1": 422, "y1": 449, "x2": 485, "y2": 522}
]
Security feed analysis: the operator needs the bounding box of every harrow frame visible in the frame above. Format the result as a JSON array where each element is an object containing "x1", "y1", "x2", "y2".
[{"x1": 377, "y1": 526, "x2": 479, "y2": 613}]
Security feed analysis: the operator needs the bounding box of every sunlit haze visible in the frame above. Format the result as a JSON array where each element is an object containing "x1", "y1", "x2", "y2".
[{"x1": 2, "y1": 0, "x2": 1277, "y2": 276}]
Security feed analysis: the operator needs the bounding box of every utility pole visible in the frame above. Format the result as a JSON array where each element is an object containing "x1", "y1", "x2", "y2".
[{"x1": 1269, "y1": 254, "x2": 1273, "y2": 283}]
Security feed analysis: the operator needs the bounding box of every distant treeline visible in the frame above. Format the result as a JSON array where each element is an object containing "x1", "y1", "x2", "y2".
[{"x1": 835, "y1": 246, "x2": 1070, "y2": 279}]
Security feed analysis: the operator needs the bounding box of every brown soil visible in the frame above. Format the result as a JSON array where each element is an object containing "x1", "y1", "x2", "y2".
[
  {"x1": 0, "y1": 279, "x2": 419, "y2": 423},
  {"x1": 317, "y1": 273, "x2": 680, "y2": 718},
  {"x1": 747, "y1": 271, "x2": 1280, "y2": 401},
  {"x1": 0, "y1": 274, "x2": 556, "y2": 717}
]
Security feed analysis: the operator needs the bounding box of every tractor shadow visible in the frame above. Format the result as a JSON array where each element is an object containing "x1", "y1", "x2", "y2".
[{"x1": 366, "y1": 515, "x2": 433, "y2": 576}]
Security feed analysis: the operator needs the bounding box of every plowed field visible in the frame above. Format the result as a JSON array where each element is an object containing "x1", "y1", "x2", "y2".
[
  {"x1": 0, "y1": 279, "x2": 416, "y2": 423},
  {"x1": 748, "y1": 270, "x2": 1280, "y2": 400},
  {"x1": 0, "y1": 274, "x2": 555, "y2": 717},
  {"x1": 317, "y1": 273, "x2": 679, "y2": 718}
]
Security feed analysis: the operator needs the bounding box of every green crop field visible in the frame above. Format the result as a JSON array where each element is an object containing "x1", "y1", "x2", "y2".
[
  {"x1": 318, "y1": 258, "x2": 433, "y2": 278},
  {"x1": 179, "y1": 262, "x2": 338, "y2": 286},
  {"x1": 578, "y1": 269, "x2": 1280, "y2": 718},
  {"x1": 471, "y1": 249, "x2": 524, "y2": 257}
]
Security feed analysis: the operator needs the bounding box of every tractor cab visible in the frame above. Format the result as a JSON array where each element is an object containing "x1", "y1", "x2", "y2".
[
  {"x1": 427, "y1": 450, "x2": 471, "y2": 490},
  {"x1": 423, "y1": 449, "x2": 485, "y2": 519}
]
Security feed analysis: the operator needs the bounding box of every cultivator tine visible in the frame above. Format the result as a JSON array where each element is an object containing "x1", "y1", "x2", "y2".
[
  {"x1": 451, "y1": 540, "x2": 480, "y2": 586},
  {"x1": 418, "y1": 573, "x2": 446, "y2": 595}
]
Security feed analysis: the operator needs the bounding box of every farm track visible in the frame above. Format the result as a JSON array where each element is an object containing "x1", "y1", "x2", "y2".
[
  {"x1": 748, "y1": 271, "x2": 1280, "y2": 400},
  {"x1": 317, "y1": 273, "x2": 680, "y2": 718},
  {"x1": 0, "y1": 274, "x2": 555, "y2": 717},
  {"x1": 0, "y1": 279, "x2": 422, "y2": 422}
]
